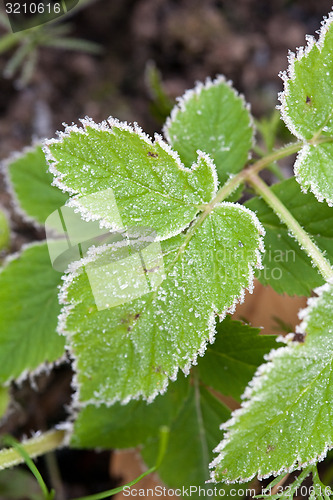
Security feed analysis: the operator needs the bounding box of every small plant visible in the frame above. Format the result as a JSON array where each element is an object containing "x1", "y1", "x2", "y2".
[
  {"x1": 1, "y1": 9, "x2": 333, "y2": 500},
  {"x1": 0, "y1": 1, "x2": 100, "y2": 88}
]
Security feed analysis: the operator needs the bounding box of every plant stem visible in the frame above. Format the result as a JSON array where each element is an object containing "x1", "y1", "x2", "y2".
[
  {"x1": 247, "y1": 172, "x2": 333, "y2": 282},
  {"x1": 210, "y1": 135, "x2": 333, "y2": 212},
  {"x1": 0, "y1": 430, "x2": 66, "y2": 470},
  {"x1": 210, "y1": 141, "x2": 304, "y2": 210},
  {"x1": 1, "y1": 137, "x2": 333, "y2": 470},
  {"x1": 181, "y1": 141, "x2": 304, "y2": 251},
  {"x1": 181, "y1": 136, "x2": 333, "y2": 257},
  {"x1": 45, "y1": 451, "x2": 66, "y2": 500}
]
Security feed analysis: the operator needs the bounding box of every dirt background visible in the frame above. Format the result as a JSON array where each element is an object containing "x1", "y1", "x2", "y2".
[{"x1": 0, "y1": 0, "x2": 332, "y2": 498}]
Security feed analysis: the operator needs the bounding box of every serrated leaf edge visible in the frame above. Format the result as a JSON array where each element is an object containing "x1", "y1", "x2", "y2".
[
  {"x1": 208, "y1": 280, "x2": 333, "y2": 484},
  {"x1": 294, "y1": 144, "x2": 333, "y2": 206},
  {"x1": 44, "y1": 117, "x2": 219, "y2": 240},
  {"x1": 0, "y1": 240, "x2": 67, "y2": 385},
  {"x1": 0, "y1": 205, "x2": 10, "y2": 248},
  {"x1": 65, "y1": 148, "x2": 219, "y2": 239},
  {"x1": 1, "y1": 143, "x2": 45, "y2": 230},
  {"x1": 163, "y1": 74, "x2": 255, "y2": 159},
  {"x1": 278, "y1": 10, "x2": 333, "y2": 140},
  {"x1": 57, "y1": 202, "x2": 264, "y2": 407}
]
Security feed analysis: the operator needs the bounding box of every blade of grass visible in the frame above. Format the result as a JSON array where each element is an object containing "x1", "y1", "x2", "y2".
[
  {"x1": 2, "y1": 435, "x2": 54, "y2": 500},
  {"x1": 72, "y1": 426, "x2": 170, "y2": 500}
]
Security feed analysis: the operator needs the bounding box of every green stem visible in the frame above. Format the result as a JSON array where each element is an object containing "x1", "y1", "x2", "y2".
[
  {"x1": 1, "y1": 137, "x2": 333, "y2": 471},
  {"x1": 209, "y1": 141, "x2": 304, "y2": 211},
  {"x1": 0, "y1": 430, "x2": 66, "y2": 470},
  {"x1": 179, "y1": 141, "x2": 304, "y2": 254},
  {"x1": 45, "y1": 451, "x2": 65, "y2": 500},
  {"x1": 247, "y1": 172, "x2": 333, "y2": 282}
]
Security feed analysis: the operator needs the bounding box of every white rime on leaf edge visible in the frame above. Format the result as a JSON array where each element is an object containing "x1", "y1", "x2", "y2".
[
  {"x1": 278, "y1": 10, "x2": 333, "y2": 140},
  {"x1": 58, "y1": 204, "x2": 264, "y2": 408},
  {"x1": 0, "y1": 143, "x2": 46, "y2": 230},
  {"x1": 163, "y1": 74, "x2": 255, "y2": 160},
  {"x1": 43, "y1": 117, "x2": 219, "y2": 241},
  {"x1": 278, "y1": 11, "x2": 333, "y2": 206},
  {"x1": 209, "y1": 280, "x2": 333, "y2": 484},
  {"x1": 0, "y1": 241, "x2": 67, "y2": 386}
]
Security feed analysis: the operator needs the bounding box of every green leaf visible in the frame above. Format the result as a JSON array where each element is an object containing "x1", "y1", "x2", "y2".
[
  {"x1": 145, "y1": 61, "x2": 174, "y2": 123},
  {"x1": 0, "y1": 242, "x2": 65, "y2": 383},
  {"x1": 0, "y1": 469, "x2": 43, "y2": 500},
  {"x1": 142, "y1": 382, "x2": 246, "y2": 499},
  {"x1": 255, "y1": 111, "x2": 283, "y2": 153},
  {"x1": 164, "y1": 76, "x2": 253, "y2": 184},
  {"x1": 210, "y1": 282, "x2": 333, "y2": 483},
  {"x1": 45, "y1": 119, "x2": 218, "y2": 240},
  {"x1": 70, "y1": 375, "x2": 189, "y2": 449},
  {"x1": 0, "y1": 386, "x2": 9, "y2": 419},
  {"x1": 43, "y1": 37, "x2": 101, "y2": 54},
  {"x1": 70, "y1": 320, "x2": 273, "y2": 497},
  {"x1": 59, "y1": 203, "x2": 264, "y2": 404},
  {"x1": 198, "y1": 317, "x2": 278, "y2": 401},
  {"x1": 5, "y1": 146, "x2": 68, "y2": 226},
  {"x1": 0, "y1": 210, "x2": 9, "y2": 251},
  {"x1": 246, "y1": 177, "x2": 333, "y2": 295},
  {"x1": 0, "y1": 32, "x2": 20, "y2": 54},
  {"x1": 280, "y1": 14, "x2": 333, "y2": 205}
]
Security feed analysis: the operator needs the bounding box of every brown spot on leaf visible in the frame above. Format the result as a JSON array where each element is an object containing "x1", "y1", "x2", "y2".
[
  {"x1": 306, "y1": 96, "x2": 311, "y2": 104},
  {"x1": 148, "y1": 151, "x2": 158, "y2": 158},
  {"x1": 266, "y1": 444, "x2": 275, "y2": 454},
  {"x1": 153, "y1": 365, "x2": 167, "y2": 375},
  {"x1": 292, "y1": 332, "x2": 305, "y2": 343},
  {"x1": 122, "y1": 312, "x2": 141, "y2": 331},
  {"x1": 144, "y1": 265, "x2": 160, "y2": 273}
]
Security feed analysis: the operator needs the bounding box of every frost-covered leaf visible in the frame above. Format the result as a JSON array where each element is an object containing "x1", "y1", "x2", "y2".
[
  {"x1": 0, "y1": 210, "x2": 9, "y2": 251},
  {"x1": 246, "y1": 178, "x2": 333, "y2": 295},
  {"x1": 4, "y1": 145, "x2": 68, "y2": 226},
  {"x1": 280, "y1": 14, "x2": 333, "y2": 205},
  {"x1": 70, "y1": 319, "x2": 276, "y2": 446},
  {"x1": 45, "y1": 118, "x2": 218, "y2": 240},
  {"x1": 164, "y1": 76, "x2": 253, "y2": 184},
  {"x1": 199, "y1": 317, "x2": 278, "y2": 401},
  {"x1": 70, "y1": 374, "x2": 189, "y2": 449},
  {"x1": 142, "y1": 383, "x2": 246, "y2": 499},
  {"x1": 211, "y1": 282, "x2": 333, "y2": 483},
  {"x1": 0, "y1": 242, "x2": 65, "y2": 383},
  {"x1": 60, "y1": 203, "x2": 264, "y2": 404}
]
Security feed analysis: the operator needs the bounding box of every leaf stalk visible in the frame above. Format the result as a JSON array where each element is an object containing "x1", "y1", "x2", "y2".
[
  {"x1": 0, "y1": 430, "x2": 66, "y2": 470},
  {"x1": 247, "y1": 172, "x2": 333, "y2": 282}
]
